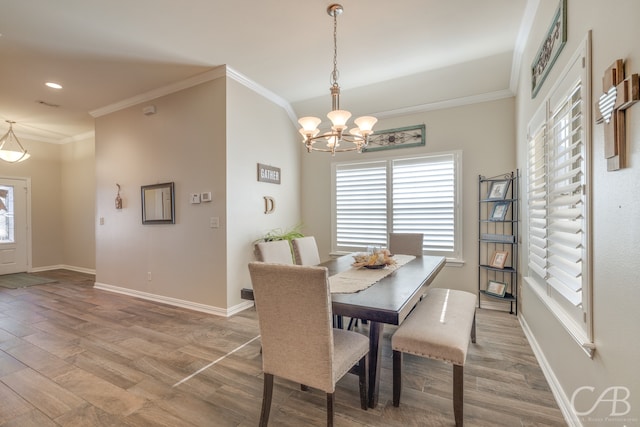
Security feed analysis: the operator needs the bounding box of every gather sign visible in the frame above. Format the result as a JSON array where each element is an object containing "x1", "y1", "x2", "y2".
[{"x1": 257, "y1": 163, "x2": 281, "y2": 184}]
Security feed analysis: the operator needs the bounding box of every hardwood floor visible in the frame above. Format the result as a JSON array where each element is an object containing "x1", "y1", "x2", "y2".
[{"x1": 0, "y1": 270, "x2": 566, "y2": 426}]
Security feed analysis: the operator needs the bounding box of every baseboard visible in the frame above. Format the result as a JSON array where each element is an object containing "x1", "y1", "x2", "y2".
[
  {"x1": 29, "y1": 264, "x2": 96, "y2": 275},
  {"x1": 519, "y1": 314, "x2": 582, "y2": 427},
  {"x1": 94, "y1": 281, "x2": 254, "y2": 318}
]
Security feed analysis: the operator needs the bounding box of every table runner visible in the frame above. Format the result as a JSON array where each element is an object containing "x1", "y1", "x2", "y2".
[{"x1": 329, "y1": 254, "x2": 415, "y2": 294}]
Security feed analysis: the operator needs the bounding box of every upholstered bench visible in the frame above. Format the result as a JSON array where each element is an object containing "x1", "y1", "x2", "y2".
[{"x1": 391, "y1": 288, "x2": 477, "y2": 427}]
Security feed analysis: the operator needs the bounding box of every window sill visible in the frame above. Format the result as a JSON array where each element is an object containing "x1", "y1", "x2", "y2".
[
  {"x1": 445, "y1": 258, "x2": 464, "y2": 268},
  {"x1": 524, "y1": 276, "x2": 595, "y2": 358}
]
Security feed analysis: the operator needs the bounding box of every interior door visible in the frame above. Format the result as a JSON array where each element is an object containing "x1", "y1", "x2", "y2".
[{"x1": 0, "y1": 178, "x2": 29, "y2": 274}]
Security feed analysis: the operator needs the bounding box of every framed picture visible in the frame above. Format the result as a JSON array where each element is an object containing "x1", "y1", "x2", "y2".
[
  {"x1": 486, "y1": 280, "x2": 507, "y2": 297},
  {"x1": 487, "y1": 180, "x2": 510, "y2": 200},
  {"x1": 363, "y1": 124, "x2": 425, "y2": 152},
  {"x1": 489, "y1": 250, "x2": 508, "y2": 269},
  {"x1": 531, "y1": 0, "x2": 567, "y2": 97},
  {"x1": 490, "y1": 201, "x2": 510, "y2": 221}
]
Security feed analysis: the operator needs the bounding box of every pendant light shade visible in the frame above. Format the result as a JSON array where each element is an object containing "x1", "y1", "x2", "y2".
[{"x1": 0, "y1": 121, "x2": 30, "y2": 163}]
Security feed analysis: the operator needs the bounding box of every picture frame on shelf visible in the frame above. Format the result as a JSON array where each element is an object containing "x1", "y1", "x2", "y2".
[
  {"x1": 487, "y1": 180, "x2": 510, "y2": 200},
  {"x1": 489, "y1": 250, "x2": 509, "y2": 269},
  {"x1": 490, "y1": 201, "x2": 510, "y2": 221},
  {"x1": 486, "y1": 280, "x2": 507, "y2": 297}
]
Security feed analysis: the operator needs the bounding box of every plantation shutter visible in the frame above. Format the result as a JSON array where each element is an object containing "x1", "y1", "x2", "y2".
[
  {"x1": 392, "y1": 155, "x2": 455, "y2": 253},
  {"x1": 527, "y1": 123, "x2": 547, "y2": 279},
  {"x1": 546, "y1": 83, "x2": 585, "y2": 306},
  {"x1": 335, "y1": 162, "x2": 387, "y2": 251}
]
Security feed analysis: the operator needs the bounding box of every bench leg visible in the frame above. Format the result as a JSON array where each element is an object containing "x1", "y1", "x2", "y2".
[
  {"x1": 453, "y1": 364, "x2": 463, "y2": 427},
  {"x1": 392, "y1": 350, "x2": 403, "y2": 407}
]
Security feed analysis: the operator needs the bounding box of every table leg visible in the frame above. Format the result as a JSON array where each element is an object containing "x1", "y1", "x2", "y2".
[{"x1": 367, "y1": 321, "x2": 384, "y2": 408}]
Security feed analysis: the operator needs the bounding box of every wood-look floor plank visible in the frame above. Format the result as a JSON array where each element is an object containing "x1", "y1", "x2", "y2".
[
  {"x1": 0, "y1": 269, "x2": 566, "y2": 426},
  {"x1": 1, "y1": 368, "x2": 86, "y2": 418}
]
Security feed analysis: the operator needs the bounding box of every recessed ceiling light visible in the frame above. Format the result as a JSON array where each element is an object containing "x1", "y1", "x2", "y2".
[{"x1": 45, "y1": 82, "x2": 63, "y2": 89}]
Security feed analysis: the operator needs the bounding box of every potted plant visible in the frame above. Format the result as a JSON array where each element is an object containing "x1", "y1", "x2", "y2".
[{"x1": 253, "y1": 224, "x2": 304, "y2": 260}]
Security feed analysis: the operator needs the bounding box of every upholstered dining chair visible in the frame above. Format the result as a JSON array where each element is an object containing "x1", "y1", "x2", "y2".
[
  {"x1": 388, "y1": 232, "x2": 424, "y2": 256},
  {"x1": 254, "y1": 240, "x2": 294, "y2": 264},
  {"x1": 248, "y1": 262, "x2": 369, "y2": 427},
  {"x1": 291, "y1": 236, "x2": 321, "y2": 266}
]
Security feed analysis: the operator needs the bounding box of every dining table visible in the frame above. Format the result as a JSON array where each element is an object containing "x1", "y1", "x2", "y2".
[{"x1": 241, "y1": 253, "x2": 446, "y2": 409}]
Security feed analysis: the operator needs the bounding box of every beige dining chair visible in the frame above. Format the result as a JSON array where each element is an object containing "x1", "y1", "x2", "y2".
[
  {"x1": 291, "y1": 236, "x2": 321, "y2": 266},
  {"x1": 248, "y1": 262, "x2": 369, "y2": 426},
  {"x1": 388, "y1": 232, "x2": 424, "y2": 256},
  {"x1": 254, "y1": 240, "x2": 294, "y2": 264}
]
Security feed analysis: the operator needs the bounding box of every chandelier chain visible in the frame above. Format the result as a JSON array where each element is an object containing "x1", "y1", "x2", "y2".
[{"x1": 331, "y1": 10, "x2": 339, "y2": 87}]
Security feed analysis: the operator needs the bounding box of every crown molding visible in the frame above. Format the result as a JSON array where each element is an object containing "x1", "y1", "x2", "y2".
[
  {"x1": 510, "y1": 0, "x2": 540, "y2": 93},
  {"x1": 225, "y1": 66, "x2": 298, "y2": 124},
  {"x1": 89, "y1": 67, "x2": 227, "y2": 118},
  {"x1": 374, "y1": 89, "x2": 514, "y2": 119}
]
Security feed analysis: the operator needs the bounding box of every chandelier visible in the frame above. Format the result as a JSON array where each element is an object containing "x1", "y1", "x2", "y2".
[
  {"x1": 0, "y1": 121, "x2": 30, "y2": 163},
  {"x1": 298, "y1": 4, "x2": 377, "y2": 155}
]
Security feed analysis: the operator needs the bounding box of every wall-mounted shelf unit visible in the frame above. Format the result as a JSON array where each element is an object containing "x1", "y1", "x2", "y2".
[{"x1": 478, "y1": 171, "x2": 519, "y2": 314}]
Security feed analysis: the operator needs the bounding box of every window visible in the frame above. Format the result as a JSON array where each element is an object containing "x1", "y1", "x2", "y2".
[
  {"x1": 0, "y1": 186, "x2": 15, "y2": 242},
  {"x1": 332, "y1": 151, "x2": 461, "y2": 260},
  {"x1": 525, "y1": 34, "x2": 593, "y2": 356}
]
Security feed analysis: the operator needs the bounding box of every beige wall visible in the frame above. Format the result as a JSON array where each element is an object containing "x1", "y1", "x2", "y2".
[
  {"x1": 61, "y1": 136, "x2": 96, "y2": 272},
  {"x1": 95, "y1": 77, "x2": 228, "y2": 308},
  {"x1": 516, "y1": 1, "x2": 640, "y2": 424},
  {"x1": 0, "y1": 137, "x2": 64, "y2": 269},
  {"x1": 94, "y1": 70, "x2": 300, "y2": 314},
  {"x1": 301, "y1": 97, "x2": 516, "y2": 298}
]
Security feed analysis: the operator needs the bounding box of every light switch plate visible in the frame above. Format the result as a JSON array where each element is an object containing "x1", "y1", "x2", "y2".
[
  {"x1": 190, "y1": 193, "x2": 201, "y2": 204},
  {"x1": 201, "y1": 192, "x2": 212, "y2": 202}
]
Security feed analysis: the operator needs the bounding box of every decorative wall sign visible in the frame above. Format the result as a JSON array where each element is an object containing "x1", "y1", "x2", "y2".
[
  {"x1": 595, "y1": 59, "x2": 639, "y2": 171},
  {"x1": 257, "y1": 163, "x2": 281, "y2": 184},
  {"x1": 531, "y1": 0, "x2": 567, "y2": 98},
  {"x1": 363, "y1": 124, "x2": 425, "y2": 152}
]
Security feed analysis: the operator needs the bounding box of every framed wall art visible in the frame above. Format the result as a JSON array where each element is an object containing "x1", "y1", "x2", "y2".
[
  {"x1": 531, "y1": 0, "x2": 567, "y2": 97},
  {"x1": 363, "y1": 124, "x2": 425, "y2": 152}
]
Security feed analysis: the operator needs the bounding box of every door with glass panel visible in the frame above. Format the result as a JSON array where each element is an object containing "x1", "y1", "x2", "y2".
[{"x1": 0, "y1": 178, "x2": 29, "y2": 274}]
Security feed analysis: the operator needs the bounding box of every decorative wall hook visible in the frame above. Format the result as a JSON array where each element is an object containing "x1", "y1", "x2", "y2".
[{"x1": 115, "y1": 183, "x2": 123, "y2": 209}]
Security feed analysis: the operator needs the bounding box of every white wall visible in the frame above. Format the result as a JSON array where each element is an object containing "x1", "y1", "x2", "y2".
[
  {"x1": 516, "y1": 1, "x2": 640, "y2": 424},
  {"x1": 301, "y1": 97, "x2": 516, "y2": 298}
]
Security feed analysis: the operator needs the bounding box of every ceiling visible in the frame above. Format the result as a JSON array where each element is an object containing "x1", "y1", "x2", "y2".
[{"x1": 0, "y1": 0, "x2": 532, "y2": 143}]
